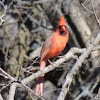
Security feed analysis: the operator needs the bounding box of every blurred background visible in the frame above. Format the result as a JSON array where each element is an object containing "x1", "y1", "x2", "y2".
[{"x1": 0, "y1": 0, "x2": 100, "y2": 100}]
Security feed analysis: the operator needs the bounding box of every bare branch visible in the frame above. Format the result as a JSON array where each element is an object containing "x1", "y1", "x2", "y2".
[
  {"x1": 74, "y1": 77, "x2": 99, "y2": 100},
  {"x1": 0, "y1": 94, "x2": 3, "y2": 100},
  {"x1": 57, "y1": 33, "x2": 100, "y2": 100},
  {"x1": 0, "y1": 68, "x2": 16, "y2": 81},
  {"x1": 81, "y1": 3, "x2": 94, "y2": 13},
  {"x1": 8, "y1": 82, "x2": 45, "y2": 100},
  {"x1": 8, "y1": 47, "x2": 85, "y2": 100},
  {"x1": 0, "y1": 1, "x2": 7, "y2": 26},
  {"x1": 91, "y1": 0, "x2": 100, "y2": 26},
  {"x1": 21, "y1": 48, "x2": 85, "y2": 84}
]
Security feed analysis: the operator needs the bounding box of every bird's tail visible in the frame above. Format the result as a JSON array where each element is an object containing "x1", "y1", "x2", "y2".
[{"x1": 36, "y1": 60, "x2": 47, "y2": 96}]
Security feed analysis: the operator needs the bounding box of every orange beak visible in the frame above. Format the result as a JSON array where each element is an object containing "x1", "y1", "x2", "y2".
[{"x1": 60, "y1": 25, "x2": 66, "y2": 31}]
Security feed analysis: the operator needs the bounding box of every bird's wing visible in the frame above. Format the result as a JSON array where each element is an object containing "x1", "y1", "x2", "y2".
[{"x1": 40, "y1": 34, "x2": 54, "y2": 61}]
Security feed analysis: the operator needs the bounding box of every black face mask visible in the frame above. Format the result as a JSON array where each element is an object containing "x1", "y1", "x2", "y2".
[{"x1": 59, "y1": 25, "x2": 67, "y2": 35}]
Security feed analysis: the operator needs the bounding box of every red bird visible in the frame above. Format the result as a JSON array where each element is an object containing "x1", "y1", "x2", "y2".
[{"x1": 36, "y1": 16, "x2": 69, "y2": 96}]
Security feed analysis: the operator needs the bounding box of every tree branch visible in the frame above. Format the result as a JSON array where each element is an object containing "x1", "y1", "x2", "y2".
[
  {"x1": 8, "y1": 47, "x2": 85, "y2": 100},
  {"x1": 57, "y1": 33, "x2": 100, "y2": 100}
]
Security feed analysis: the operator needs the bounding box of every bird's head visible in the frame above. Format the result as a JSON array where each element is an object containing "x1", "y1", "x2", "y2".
[{"x1": 59, "y1": 16, "x2": 67, "y2": 35}]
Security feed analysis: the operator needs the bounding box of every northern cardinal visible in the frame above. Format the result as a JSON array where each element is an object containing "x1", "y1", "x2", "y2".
[{"x1": 36, "y1": 16, "x2": 69, "y2": 96}]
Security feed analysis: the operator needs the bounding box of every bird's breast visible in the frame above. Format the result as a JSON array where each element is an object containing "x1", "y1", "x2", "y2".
[{"x1": 46, "y1": 34, "x2": 68, "y2": 59}]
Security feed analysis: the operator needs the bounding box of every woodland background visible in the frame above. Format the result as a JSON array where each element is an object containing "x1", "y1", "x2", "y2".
[{"x1": 0, "y1": 0, "x2": 100, "y2": 100}]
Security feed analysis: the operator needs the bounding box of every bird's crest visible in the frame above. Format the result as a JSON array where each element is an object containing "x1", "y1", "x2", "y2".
[{"x1": 59, "y1": 16, "x2": 67, "y2": 26}]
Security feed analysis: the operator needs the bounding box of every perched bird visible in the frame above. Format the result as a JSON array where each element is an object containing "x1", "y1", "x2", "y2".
[{"x1": 36, "y1": 16, "x2": 69, "y2": 96}]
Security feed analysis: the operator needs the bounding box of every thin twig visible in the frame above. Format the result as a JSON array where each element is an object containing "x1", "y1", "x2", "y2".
[
  {"x1": 81, "y1": 3, "x2": 94, "y2": 13},
  {"x1": 0, "y1": 1, "x2": 7, "y2": 26},
  {"x1": 91, "y1": 0, "x2": 100, "y2": 26},
  {"x1": 0, "y1": 68, "x2": 16, "y2": 81}
]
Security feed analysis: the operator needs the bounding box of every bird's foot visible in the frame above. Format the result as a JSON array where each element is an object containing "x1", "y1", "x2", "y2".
[{"x1": 48, "y1": 59, "x2": 54, "y2": 67}]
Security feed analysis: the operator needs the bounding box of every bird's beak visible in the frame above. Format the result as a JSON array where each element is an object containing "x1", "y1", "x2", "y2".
[{"x1": 60, "y1": 26, "x2": 66, "y2": 31}]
